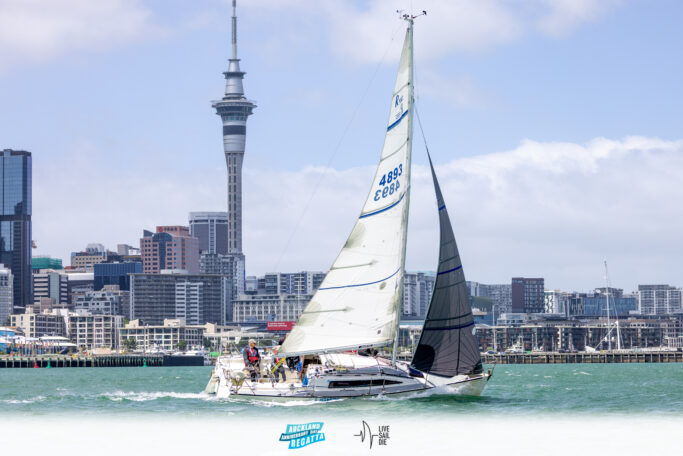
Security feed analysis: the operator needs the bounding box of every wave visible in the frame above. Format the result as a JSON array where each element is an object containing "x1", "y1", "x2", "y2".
[{"x1": 101, "y1": 391, "x2": 216, "y2": 402}]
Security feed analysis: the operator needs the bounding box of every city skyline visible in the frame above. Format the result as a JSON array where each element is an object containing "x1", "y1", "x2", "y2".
[{"x1": 0, "y1": 1, "x2": 682, "y2": 291}]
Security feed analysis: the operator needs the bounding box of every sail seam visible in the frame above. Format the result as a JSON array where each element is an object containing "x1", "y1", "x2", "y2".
[
  {"x1": 424, "y1": 312, "x2": 472, "y2": 322},
  {"x1": 318, "y1": 267, "x2": 401, "y2": 291},
  {"x1": 360, "y1": 192, "x2": 406, "y2": 218},
  {"x1": 380, "y1": 140, "x2": 408, "y2": 162},
  {"x1": 438, "y1": 205, "x2": 446, "y2": 211}
]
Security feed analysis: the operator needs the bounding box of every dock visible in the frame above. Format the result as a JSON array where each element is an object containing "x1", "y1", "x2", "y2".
[
  {"x1": 482, "y1": 351, "x2": 683, "y2": 364},
  {"x1": 0, "y1": 355, "x2": 206, "y2": 368}
]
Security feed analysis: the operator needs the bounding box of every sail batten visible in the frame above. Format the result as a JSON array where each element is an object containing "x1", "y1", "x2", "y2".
[{"x1": 278, "y1": 25, "x2": 414, "y2": 357}]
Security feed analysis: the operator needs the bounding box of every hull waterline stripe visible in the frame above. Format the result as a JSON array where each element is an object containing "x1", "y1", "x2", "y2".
[
  {"x1": 387, "y1": 109, "x2": 408, "y2": 131},
  {"x1": 423, "y1": 321, "x2": 474, "y2": 331},
  {"x1": 318, "y1": 267, "x2": 401, "y2": 291},
  {"x1": 437, "y1": 265, "x2": 462, "y2": 275},
  {"x1": 360, "y1": 192, "x2": 405, "y2": 219}
]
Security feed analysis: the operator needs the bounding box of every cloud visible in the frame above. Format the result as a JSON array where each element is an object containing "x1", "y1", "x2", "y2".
[
  {"x1": 0, "y1": 0, "x2": 163, "y2": 73},
  {"x1": 243, "y1": 0, "x2": 625, "y2": 64},
  {"x1": 33, "y1": 135, "x2": 683, "y2": 293}
]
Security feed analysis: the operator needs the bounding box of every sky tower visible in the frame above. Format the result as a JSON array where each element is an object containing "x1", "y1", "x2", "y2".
[{"x1": 212, "y1": 0, "x2": 255, "y2": 293}]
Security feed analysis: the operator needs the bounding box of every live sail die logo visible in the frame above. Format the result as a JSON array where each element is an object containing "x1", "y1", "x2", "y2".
[
  {"x1": 279, "y1": 422, "x2": 326, "y2": 449},
  {"x1": 354, "y1": 420, "x2": 390, "y2": 449}
]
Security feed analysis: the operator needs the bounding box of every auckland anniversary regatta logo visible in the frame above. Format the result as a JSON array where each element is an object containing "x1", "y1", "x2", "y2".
[{"x1": 279, "y1": 422, "x2": 326, "y2": 449}]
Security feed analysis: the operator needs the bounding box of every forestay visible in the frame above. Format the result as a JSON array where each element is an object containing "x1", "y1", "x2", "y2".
[
  {"x1": 279, "y1": 26, "x2": 414, "y2": 356},
  {"x1": 410, "y1": 154, "x2": 482, "y2": 377}
]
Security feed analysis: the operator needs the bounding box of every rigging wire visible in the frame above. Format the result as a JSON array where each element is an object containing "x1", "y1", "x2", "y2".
[{"x1": 272, "y1": 22, "x2": 406, "y2": 272}]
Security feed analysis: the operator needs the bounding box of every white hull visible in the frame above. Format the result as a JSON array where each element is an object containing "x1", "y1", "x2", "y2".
[{"x1": 205, "y1": 354, "x2": 491, "y2": 401}]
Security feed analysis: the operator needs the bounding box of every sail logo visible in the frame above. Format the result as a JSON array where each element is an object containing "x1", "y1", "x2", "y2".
[
  {"x1": 354, "y1": 420, "x2": 390, "y2": 449},
  {"x1": 279, "y1": 422, "x2": 326, "y2": 449}
]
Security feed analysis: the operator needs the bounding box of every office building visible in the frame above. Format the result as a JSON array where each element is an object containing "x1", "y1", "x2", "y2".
[
  {"x1": 189, "y1": 212, "x2": 228, "y2": 255},
  {"x1": 232, "y1": 293, "x2": 311, "y2": 323},
  {"x1": 140, "y1": 226, "x2": 199, "y2": 274},
  {"x1": 65, "y1": 272, "x2": 94, "y2": 306},
  {"x1": 130, "y1": 271, "x2": 230, "y2": 325},
  {"x1": 512, "y1": 277, "x2": 545, "y2": 313},
  {"x1": 94, "y1": 262, "x2": 142, "y2": 291},
  {"x1": 32, "y1": 270, "x2": 68, "y2": 307},
  {"x1": 0, "y1": 267, "x2": 12, "y2": 325},
  {"x1": 0, "y1": 149, "x2": 32, "y2": 311},
  {"x1": 638, "y1": 285, "x2": 682, "y2": 315},
  {"x1": 211, "y1": 1, "x2": 256, "y2": 296}
]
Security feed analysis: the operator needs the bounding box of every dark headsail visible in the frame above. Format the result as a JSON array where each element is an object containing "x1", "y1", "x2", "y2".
[{"x1": 410, "y1": 154, "x2": 482, "y2": 377}]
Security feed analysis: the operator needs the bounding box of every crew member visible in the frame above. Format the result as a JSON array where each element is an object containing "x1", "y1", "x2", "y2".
[
  {"x1": 272, "y1": 337, "x2": 286, "y2": 383},
  {"x1": 243, "y1": 339, "x2": 261, "y2": 381}
]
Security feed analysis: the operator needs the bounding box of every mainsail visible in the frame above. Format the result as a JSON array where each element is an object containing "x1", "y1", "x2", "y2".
[
  {"x1": 279, "y1": 25, "x2": 414, "y2": 356},
  {"x1": 410, "y1": 154, "x2": 482, "y2": 377}
]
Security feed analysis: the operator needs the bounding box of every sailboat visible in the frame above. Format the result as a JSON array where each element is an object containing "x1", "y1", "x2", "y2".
[{"x1": 206, "y1": 13, "x2": 491, "y2": 400}]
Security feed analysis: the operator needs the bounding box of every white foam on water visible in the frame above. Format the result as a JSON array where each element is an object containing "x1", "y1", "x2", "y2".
[
  {"x1": 102, "y1": 391, "x2": 217, "y2": 402},
  {"x1": 2, "y1": 395, "x2": 46, "y2": 404}
]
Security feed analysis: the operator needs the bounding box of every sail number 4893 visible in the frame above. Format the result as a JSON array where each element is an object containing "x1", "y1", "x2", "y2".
[{"x1": 374, "y1": 164, "x2": 402, "y2": 201}]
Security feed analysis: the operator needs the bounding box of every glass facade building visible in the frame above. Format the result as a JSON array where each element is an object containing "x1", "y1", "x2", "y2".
[
  {"x1": 94, "y1": 262, "x2": 143, "y2": 291},
  {"x1": 0, "y1": 149, "x2": 32, "y2": 311}
]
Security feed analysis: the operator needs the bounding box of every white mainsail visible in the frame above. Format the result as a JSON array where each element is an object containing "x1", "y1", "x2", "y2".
[{"x1": 279, "y1": 25, "x2": 414, "y2": 356}]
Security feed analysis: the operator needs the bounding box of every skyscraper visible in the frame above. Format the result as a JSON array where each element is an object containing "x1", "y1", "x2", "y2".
[
  {"x1": 189, "y1": 211, "x2": 228, "y2": 254},
  {"x1": 0, "y1": 149, "x2": 32, "y2": 311},
  {"x1": 140, "y1": 226, "x2": 199, "y2": 274},
  {"x1": 211, "y1": 0, "x2": 255, "y2": 291}
]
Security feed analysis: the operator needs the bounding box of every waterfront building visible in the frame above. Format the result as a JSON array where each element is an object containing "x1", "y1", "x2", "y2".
[
  {"x1": 73, "y1": 285, "x2": 129, "y2": 317},
  {"x1": 638, "y1": 284, "x2": 682, "y2": 315},
  {"x1": 119, "y1": 319, "x2": 205, "y2": 352},
  {"x1": 403, "y1": 272, "x2": 435, "y2": 317},
  {"x1": 130, "y1": 271, "x2": 230, "y2": 325},
  {"x1": 66, "y1": 311, "x2": 122, "y2": 350},
  {"x1": 189, "y1": 212, "x2": 228, "y2": 255},
  {"x1": 117, "y1": 244, "x2": 140, "y2": 256},
  {"x1": 32, "y1": 256, "x2": 63, "y2": 270},
  {"x1": 211, "y1": 1, "x2": 256, "y2": 296},
  {"x1": 0, "y1": 267, "x2": 13, "y2": 325},
  {"x1": 544, "y1": 290, "x2": 572, "y2": 315},
  {"x1": 232, "y1": 293, "x2": 311, "y2": 323},
  {"x1": 10, "y1": 306, "x2": 65, "y2": 338},
  {"x1": 32, "y1": 270, "x2": 68, "y2": 307},
  {"x1": 467, "y1": 282, "x2": 512, "y2": 314},
  {"x1": 94, "y1": 261, "x2": 142, "y2": 291},
  {"x1": 254, "y1": 271, "x2": 326, "y2": 296},
  {"x1": 582, "y1": 291, "x2": 637, "y2": 317},
  {"x1": 0, "y1": 149, "x2": 32, "y2": 311},
  {"x1": 140, "y1": 226, "x2": 199, "y2": 274},
  {"x1": 512, "y1": 277, "x2": 545, "y2": 313}
]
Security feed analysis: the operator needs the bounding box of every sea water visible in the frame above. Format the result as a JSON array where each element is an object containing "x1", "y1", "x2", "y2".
[{"x1": 1, "y1": 363, "x2": 681, "y2": 417}]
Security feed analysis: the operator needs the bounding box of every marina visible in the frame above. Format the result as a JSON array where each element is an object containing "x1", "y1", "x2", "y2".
[{"x1": 483, "y1": 350, "x2": 683, "y2": 364}]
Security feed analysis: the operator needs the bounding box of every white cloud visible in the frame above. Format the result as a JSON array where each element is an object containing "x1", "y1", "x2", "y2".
[
  {"x1": 537, "y1": 0, "x2": 623, "y2": 37},
  {"x1": 0, "y1": 0, "x2": 163, "y2": 72},
  {"x1": 33, "y1": 135, "x2": 683, "y2": 293}
]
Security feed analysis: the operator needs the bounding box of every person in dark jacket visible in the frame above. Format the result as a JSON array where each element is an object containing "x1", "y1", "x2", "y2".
[{"x1": 243, "y1": 339, "x2": 260, "y2": 381}]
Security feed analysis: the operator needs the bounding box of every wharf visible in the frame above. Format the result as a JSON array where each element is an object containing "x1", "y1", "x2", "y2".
[
  {"x1": 482, "y1": 351, "x2": 683, "y2": 364},
  {"x1": 0, "y1": 355, "x2": 205, "y2": 368}
]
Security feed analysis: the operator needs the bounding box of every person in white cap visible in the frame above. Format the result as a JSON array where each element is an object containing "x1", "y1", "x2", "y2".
[{"x1": 243, "y1": 339, "x2": 261, "y2": 381}]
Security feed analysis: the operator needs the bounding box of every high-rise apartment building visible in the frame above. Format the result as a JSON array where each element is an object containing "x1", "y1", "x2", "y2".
[
  {"x1": 0, "y1": 149, "x2": 32, "y2": 311},
  {"x1": 638, "y1": 285, "x2": 682, "y2": 315},
  {"x1": 189, "y1": 212, "x2": 228, "y2": 255},
  {"x1": 467, "y1": 282, "x2": 512, "y2": 313},
  {"x1": 211, "y1": 0, "x2": 255, "y2": 293},
  {"x1": 140, "y1": 226, "x2": 199, "y2": 274},
  {"x1": 403, "y1": 272, "x2": 436, "y2": 317},
  {"x1": 511, "y1": 277, "x2": 545, "y2": 314}
]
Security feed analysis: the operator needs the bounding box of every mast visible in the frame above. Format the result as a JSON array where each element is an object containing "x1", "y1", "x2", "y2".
[
  {"x1": 604, "y1": 260, "x2": 611, "y2": 351},
  {"x1": 391, "y1": 14, "x2": 415, "y2": 366}
]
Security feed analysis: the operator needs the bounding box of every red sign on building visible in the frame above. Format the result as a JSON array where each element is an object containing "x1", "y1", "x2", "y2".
[{"x1": 267, "y1": 321, "x2": 295, "y2": 331}]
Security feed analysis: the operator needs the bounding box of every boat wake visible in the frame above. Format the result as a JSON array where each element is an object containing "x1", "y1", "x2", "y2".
[
  {"x1": 1, "y1": 395, "x2": 46, "y2": 404},
  {"x1": 102, "y1": 391, "x2": 217, "y2": 402}
]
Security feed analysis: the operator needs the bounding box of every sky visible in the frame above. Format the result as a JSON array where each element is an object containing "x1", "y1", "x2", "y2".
[{"x1": 1, "y1": 0, "x2": 682, "y2": 293}]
